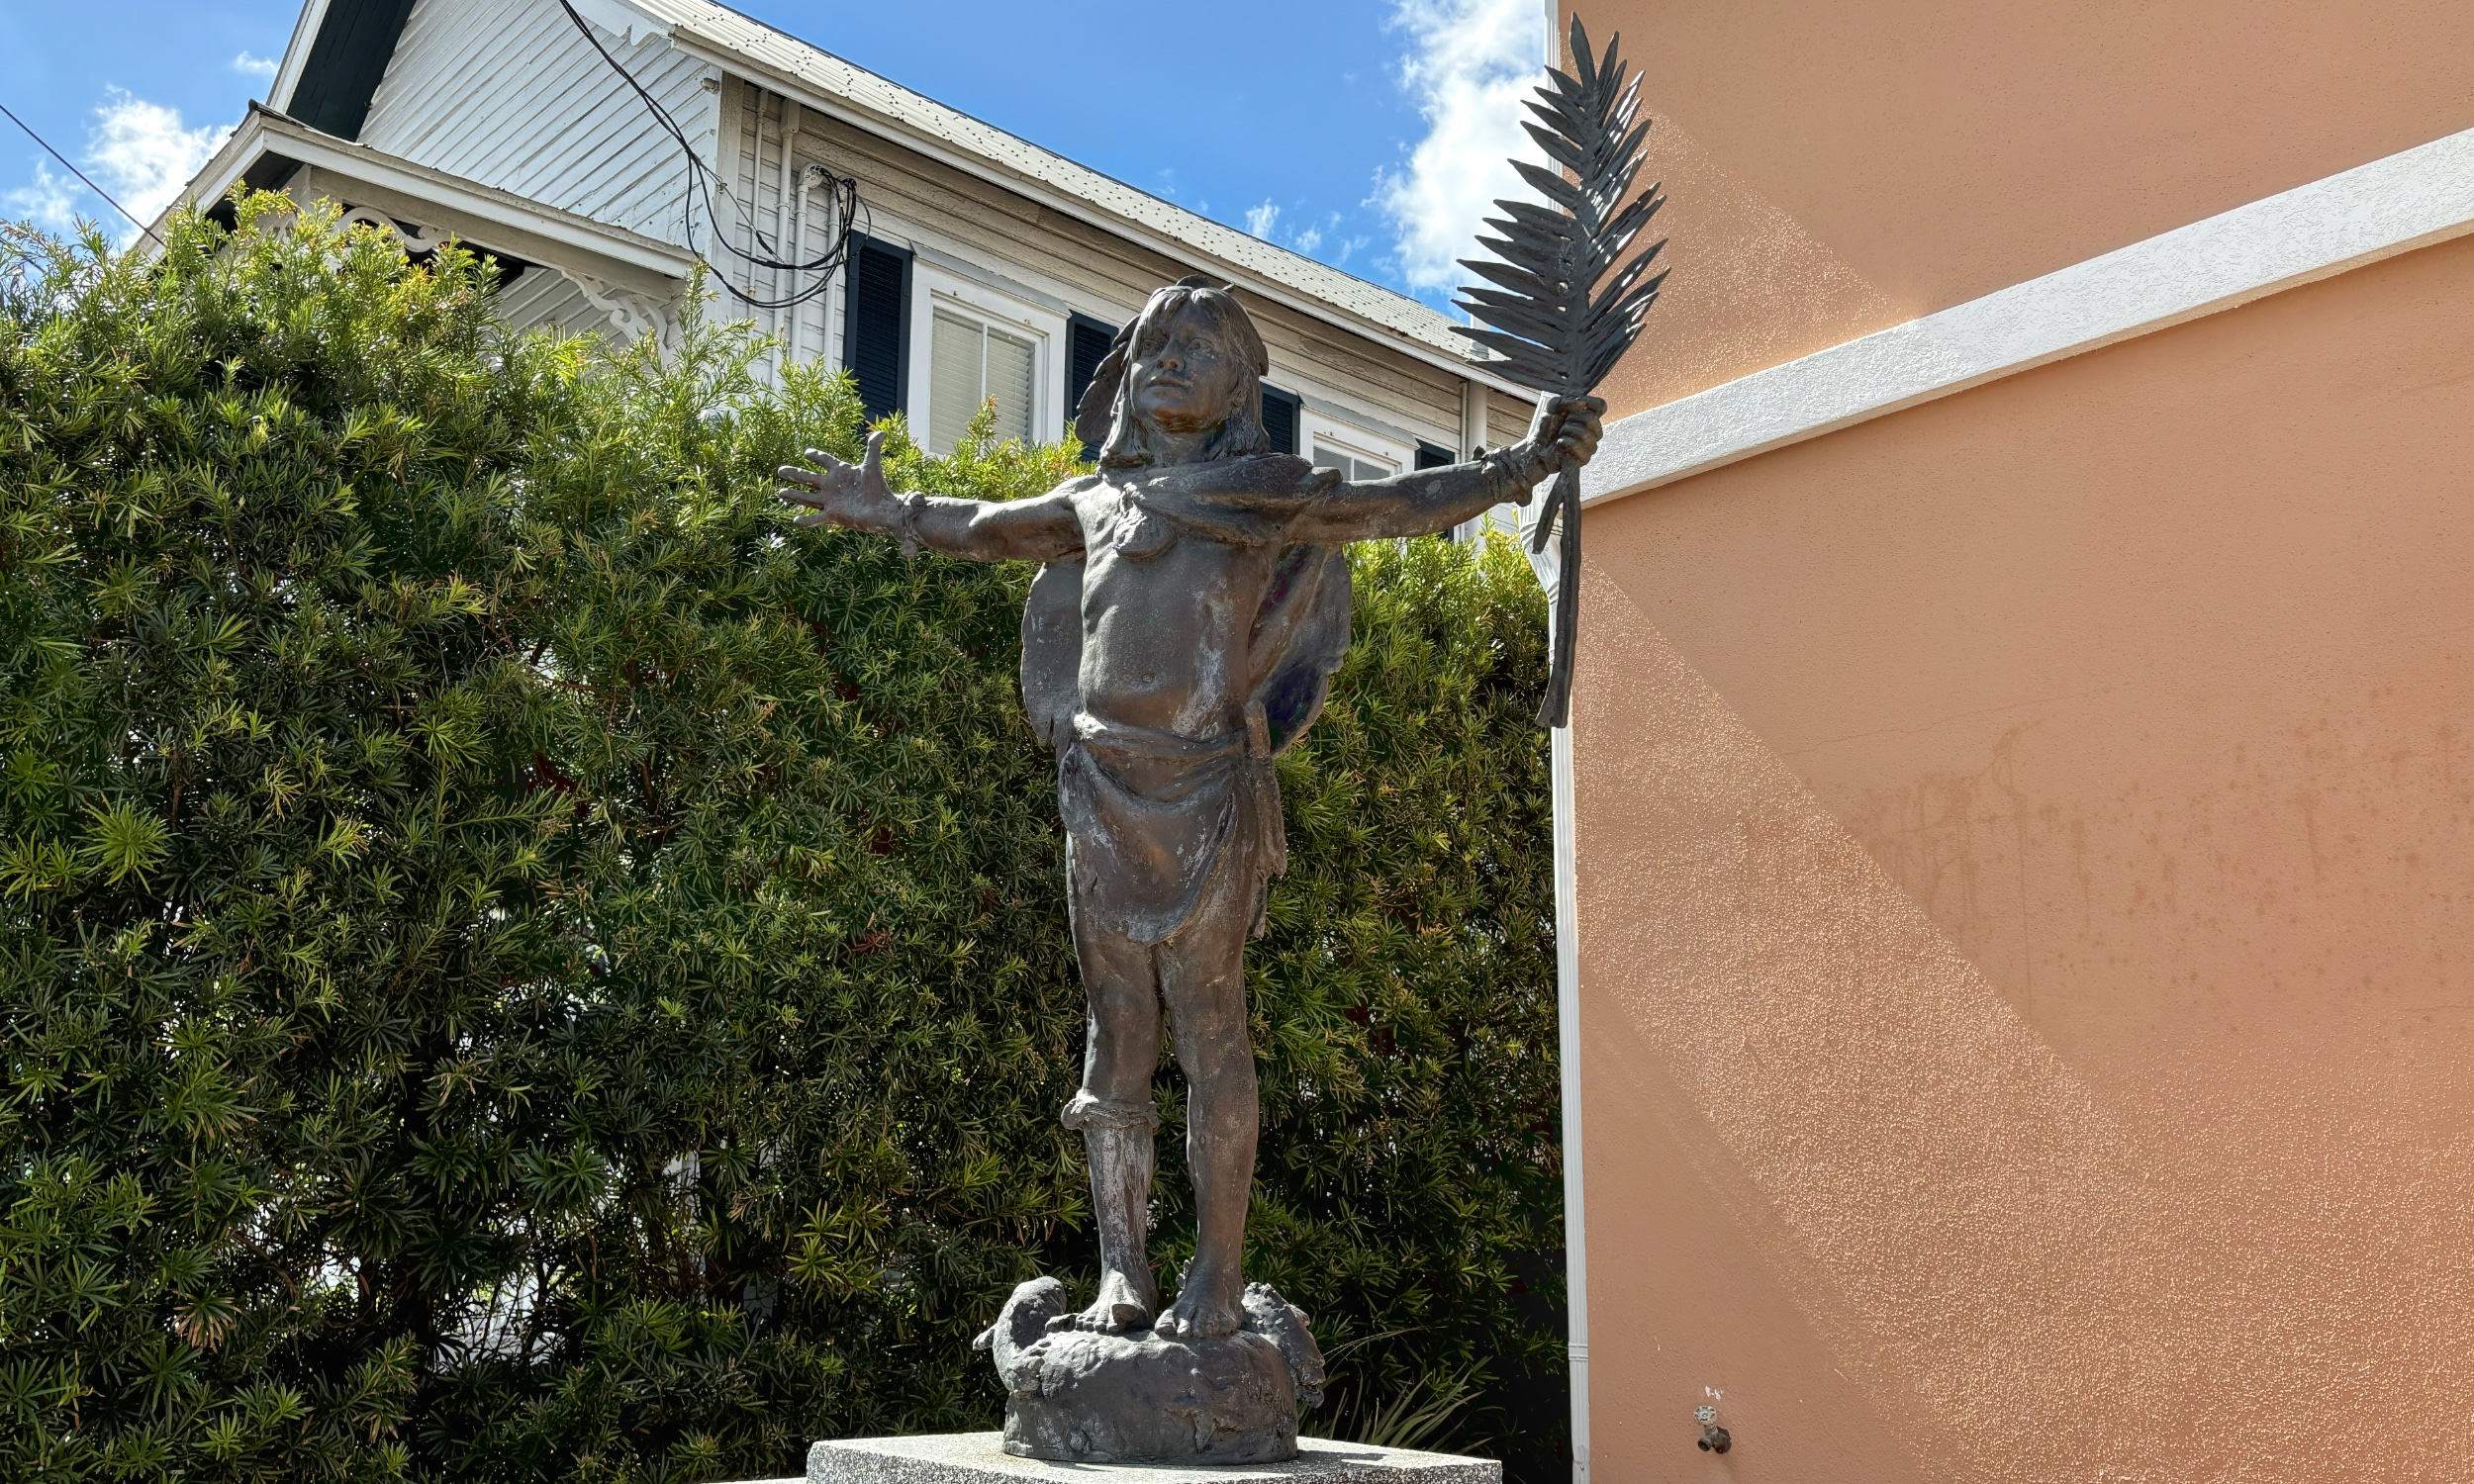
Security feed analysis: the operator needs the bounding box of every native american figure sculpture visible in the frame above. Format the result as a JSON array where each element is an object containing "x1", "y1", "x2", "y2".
[{"x1": 781, "y1": 278, "x2": 1600, "y2": 1461}]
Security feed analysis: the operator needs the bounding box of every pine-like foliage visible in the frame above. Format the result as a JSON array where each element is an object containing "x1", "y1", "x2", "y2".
[
  {"x1": 1452, "y1": 15, "x2": 1665, "y2": 729},
  {"x1": 0, "y1": 201, "x2": 1566, "y2": 1483}
]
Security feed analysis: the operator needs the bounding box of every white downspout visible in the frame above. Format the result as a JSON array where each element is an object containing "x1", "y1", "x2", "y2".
[
  {"x1": 1522, "y1": 437, "x2": 1587, "y2": 1484},
  {"x1": 1553, "y1": 719, "x2": 1587, "y2": 1484},
  {"x1": 787, "y1": 163, "x2": 811, "y2": 367},
  {"x1": 773, "y1": 97, "x2": 799, "y2": 379}
]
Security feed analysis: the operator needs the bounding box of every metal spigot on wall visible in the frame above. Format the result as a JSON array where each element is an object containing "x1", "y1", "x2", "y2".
[{"x1": 1695, "y1": 1405, "x2": 1733, "y2": 1454}]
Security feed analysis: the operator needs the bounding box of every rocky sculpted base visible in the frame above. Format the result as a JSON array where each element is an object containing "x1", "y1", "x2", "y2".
[{"x1": 972, "y1": 1277, "x2": 1327, "y2": 1464}]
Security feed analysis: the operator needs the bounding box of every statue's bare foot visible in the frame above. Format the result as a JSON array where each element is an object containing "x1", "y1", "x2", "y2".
[
  {"x1": 1044, "y1": 1269, "x2": 1153, "y2": 1334},
  {"x1": 1154, "y1": 1268, "x2": 1243, "y2": 1340}
]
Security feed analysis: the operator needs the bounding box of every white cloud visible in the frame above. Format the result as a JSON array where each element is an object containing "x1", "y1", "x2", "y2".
[
  {"x1": 5, "y1": 161, "x2": 80, "y2": 232},
  {"x1": 3, "y1": 91, "x2": 229, "y2": 242},
  {"x1": 233, "y1": 51, "x2": 281, "y2": 81},
  {"x1": 1242, "y1": 202, "x2": 1335, "y2": 258},
  {"x1": 1376, "y1": 0, "x2": 1547, "y2": 299},
  {"x1": 83, "y1": 89, "x2": 231, "y2": 239}
]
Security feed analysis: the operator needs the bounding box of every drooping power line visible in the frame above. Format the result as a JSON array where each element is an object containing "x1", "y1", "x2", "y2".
[
  {"x1": 0, "y1": 98, "x2": 162, "y2": 245},
  {"x1": 553, "y1": 0, "x2": 861, "y2": 313}
]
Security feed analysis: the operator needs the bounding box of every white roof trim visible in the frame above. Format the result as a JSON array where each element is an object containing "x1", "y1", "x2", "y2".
[
  {"x1": 159, "y1": 105, "x2": 696, "y2": 286},
  {"x1": 1580, "y1": 121, "x2": 2474, "y2": 508},
  {"x1": 267, "y1": 0, "x2": 333, "y2": 115}
]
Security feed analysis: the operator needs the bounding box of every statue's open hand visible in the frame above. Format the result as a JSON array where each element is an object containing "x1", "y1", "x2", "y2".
[
  {"x1": 778, "y1": 428, "x2": 893, "y2": 526},
  {"x1": 1526, "y1": 394, "x2": 1607, "y2": 478}
]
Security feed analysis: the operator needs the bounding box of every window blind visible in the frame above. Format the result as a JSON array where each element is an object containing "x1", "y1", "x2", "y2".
[{"x1": 928, "y1": 309, "x2": 1038, "y2": 454}]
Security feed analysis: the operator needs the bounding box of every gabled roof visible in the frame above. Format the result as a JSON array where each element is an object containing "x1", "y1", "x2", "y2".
[{"x1": 266, "y1": 0, "x2": 1519, "y2": 391}]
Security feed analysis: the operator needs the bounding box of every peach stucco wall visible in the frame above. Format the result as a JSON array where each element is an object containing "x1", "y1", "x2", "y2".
[
  {"x1": 1565, "y1": 0, "x2": 2474, "y2": 416},
  {"x1": 1568, "y1": 223, "x2": 2474, "y2": 1481}
]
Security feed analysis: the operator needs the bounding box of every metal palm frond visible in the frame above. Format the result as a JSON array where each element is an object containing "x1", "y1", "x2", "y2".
[{"x1": 1451, "y1": 15, "x2": 1666, "y2": 729}]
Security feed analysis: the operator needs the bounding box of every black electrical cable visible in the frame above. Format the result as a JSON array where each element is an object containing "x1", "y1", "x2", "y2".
[
  {"x1": 0, "y1": 99, "x2": 162, "y2": 245},
  {"x1": 554, "y1": 0, "x2": 862, "y2": 312}
]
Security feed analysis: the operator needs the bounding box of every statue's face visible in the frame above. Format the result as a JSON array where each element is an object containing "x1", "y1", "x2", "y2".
[{"x1": 1126, "y1": 304, "x2": 1244, "y2": 435}]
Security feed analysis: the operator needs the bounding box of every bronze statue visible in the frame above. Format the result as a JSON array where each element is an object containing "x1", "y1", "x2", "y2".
[{"x1": 780, "y1": 278, "x2": 1599, "y2": 1460}]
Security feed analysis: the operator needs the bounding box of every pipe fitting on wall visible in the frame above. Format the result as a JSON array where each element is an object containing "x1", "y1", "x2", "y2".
[{"x1": 1694, "y1": 1405, "x2": 1733, "y2": 1454}]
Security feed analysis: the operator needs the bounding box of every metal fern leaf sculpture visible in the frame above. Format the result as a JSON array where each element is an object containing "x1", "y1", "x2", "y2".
[{"x1": 1452, "y1": 15, "x2": 1666, "y2": 729}]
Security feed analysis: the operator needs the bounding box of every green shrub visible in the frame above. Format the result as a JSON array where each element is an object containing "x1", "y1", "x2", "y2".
[{"x1": 0, "y1": 201, "x2": 1563, "y2": 1483}]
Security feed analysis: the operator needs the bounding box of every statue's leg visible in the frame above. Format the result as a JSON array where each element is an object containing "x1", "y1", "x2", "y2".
[
  {"x1": 1058, "y1": 874, "x2": 1164, "y2": 1335},
  {"x1": 1152, "y1": 865, "x2": 1257, "y2": 1342}
]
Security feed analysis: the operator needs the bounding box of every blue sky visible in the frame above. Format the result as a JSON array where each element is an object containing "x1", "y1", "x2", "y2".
[{"x1": 0, "y1": 0, "x2": 1545, "y2": 311}]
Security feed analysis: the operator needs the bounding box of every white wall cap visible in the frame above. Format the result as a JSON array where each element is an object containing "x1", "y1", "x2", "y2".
[{"x1": 1582, "y1": 121, "x2": 2474, "y2": 507}]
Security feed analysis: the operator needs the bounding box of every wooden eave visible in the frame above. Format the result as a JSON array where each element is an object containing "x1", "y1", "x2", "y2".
[{"x1": 157, "y1": 103, "x2": 695, "y2": 297}]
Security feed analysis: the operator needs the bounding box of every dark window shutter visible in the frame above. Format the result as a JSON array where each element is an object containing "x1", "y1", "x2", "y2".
[
  {"x1": 1068, "y1": 314, "x2": 1120, "y2": 456},
  {"x1": 1415, "y1": 440, "x2": 1455, "y2": 470},
  {"x1": 1068, "y1": 316, "x2": 1118, "y2": 410},
  {"x1": 1260, "y1": 385, "x2": 1300, "y2": 456},
  {"x1": 845, "y1": 238, "x2": 911, "y2": 424}
]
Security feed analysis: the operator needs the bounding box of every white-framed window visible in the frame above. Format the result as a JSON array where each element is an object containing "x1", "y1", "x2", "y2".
[
  {"x1": 1312, "y1": 441, "x2": 1398, "y2": 482},
  {"x1": 1302, "y1": 409, "x2": 1411, "y2": 483},
  {"x1": 910, "y1": 264, "x2": 1066, "y2": 455},
  {"x1": 929, "y1": 309, "x2": 1039, "y2": 452}
]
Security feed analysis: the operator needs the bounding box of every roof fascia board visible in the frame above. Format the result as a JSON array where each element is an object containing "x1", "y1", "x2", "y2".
[
  {"x1": 268, "y1": 129, "x2": 695, "y2": 282},
  {"x1": 162, "y1": 112, "x2": 280, "y2": 238},
  {"x1": 268, "y1": 0, "x2": 333, "y2": 115},
  {"x1": 670, "y1": 33, "x2": 1532, "y2": 400},
  {"x1": 287, "y1": 166, "x2": 681, "y2": 299},
  {"x1": 161, "y1": 108, "x2": 694, "y2": 290},
  {"x1": 1580, "y1": 121, "x2": 2474, "y2": 510}
]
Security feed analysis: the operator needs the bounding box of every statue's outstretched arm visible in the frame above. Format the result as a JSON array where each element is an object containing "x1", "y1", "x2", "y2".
[
  {"x1": 1288, "y1": 395, "x2": 1604, "y2": 544},
  {"x1": 778, "y1": 430, "x2": 1084, "y2": 562}
]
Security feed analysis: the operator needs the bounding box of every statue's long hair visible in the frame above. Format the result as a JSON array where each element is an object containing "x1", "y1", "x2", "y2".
[{"x1": 1076, "y1": 276, "x2": 1274, "y2": 468}]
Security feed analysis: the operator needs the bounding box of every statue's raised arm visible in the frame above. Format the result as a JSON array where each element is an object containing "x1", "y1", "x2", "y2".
[
  {"x1": 1285, "y1": 393, "x2": 1604, "y2": 545},
  {"x1": 778, "y1": 428, "x2": 1084, "y2": 563}
]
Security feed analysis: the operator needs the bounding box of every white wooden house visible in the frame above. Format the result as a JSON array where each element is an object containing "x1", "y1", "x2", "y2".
[{"x1": 163, "y1": 0, "x2": 1537, "y2": 480}]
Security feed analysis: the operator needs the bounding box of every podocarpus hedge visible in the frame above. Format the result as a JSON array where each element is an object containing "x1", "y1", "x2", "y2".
[{"x1": 0, "y1": 201, "x2": 1564, "y2": 1483}]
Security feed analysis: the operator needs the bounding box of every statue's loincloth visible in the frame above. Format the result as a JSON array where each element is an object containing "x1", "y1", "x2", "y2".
[
  {"x1": 1058, "y1": 707, "x2": 1285, "y2": 946},
  {"x1": 1021, "y1": 455, "x2": 1358, "y2": 946}
]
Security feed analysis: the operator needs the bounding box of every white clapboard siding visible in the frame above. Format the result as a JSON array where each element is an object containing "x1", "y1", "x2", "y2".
[{"x1": 360, "y1": 0, "x2": 717, "y2": 249}]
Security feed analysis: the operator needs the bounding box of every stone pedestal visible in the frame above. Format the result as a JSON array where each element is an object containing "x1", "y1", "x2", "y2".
[{"x1": 802, "y1": 1433, "x2": 1501, "y2": 1484}]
